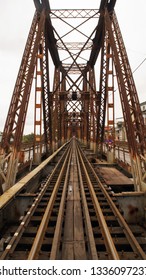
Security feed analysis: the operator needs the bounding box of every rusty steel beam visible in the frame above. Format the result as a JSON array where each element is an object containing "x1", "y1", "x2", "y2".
[
  {"x1": 51, "y1": 67, "x2": 61, "y2": 151},
  {"x1": 51, "y1": 9, "x2": 99, "y2": 19},
  {"x1": 88, "y1": 67, "x2": 97, "y2": 152},
  {"x1": 34, "y1": 32, "x2": 52, "y2": 158},
  {"x1": 34, "y1": 0, "x2": 61, "y2": 68},
  {"x1": 88, "y1": 0, "x2": 116, "y2": 67},
  {"x1": 33, "y1": 0, "x2": 42, "y2": 12},
  {"x1": 34, "y1": 44, "x2": 43, "y2": 158},
  {"x1": 40, "y1": 28, "x2": 52, "y2": 154},
  {"x1": 88, "y1": 16, "x2": 104, "y2": 68},
  {"x1": 97, "y1": 30, "x2": 114, "y2": 155},
  {"x1": 60, "y1": 73, "x2": 68, "y2": 145},
  {"x1": 33, "y1": 0, "x2": 50, "y2": 12},
  {"x1": 96, "y1": 28, "x2": 107, "y2": 154},
  {"x1": 42, "y1": 0, "x2": 51, "y2": 11},
  {"x1": 82, "y1": 77, "x2": 90, "y2": 146},
  {"x1": 99, "y1": 0, "x2": 117, "y2": 12},
  {"x1": 45, "y1": 18, "x2": 61, "y2": 68}
]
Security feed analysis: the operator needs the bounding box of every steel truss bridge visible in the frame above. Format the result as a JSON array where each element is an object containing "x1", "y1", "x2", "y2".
[{"x1": 0, "y1": 0, "x2": 146, "y2": 260}]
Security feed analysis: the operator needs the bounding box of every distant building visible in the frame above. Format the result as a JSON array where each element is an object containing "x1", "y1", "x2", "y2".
[
  {"x1": 115, "y1": 101, "x2": 146, "y2": 141},
  {"x1": 115, "y1": 118, "x2": 127, "y2": 141},
  {"x1": 0, "y1": 132, "x2": 2, "y2": 143},
  {"x1": 140, "y1": 101, "x2": 146, "y2": 125}
]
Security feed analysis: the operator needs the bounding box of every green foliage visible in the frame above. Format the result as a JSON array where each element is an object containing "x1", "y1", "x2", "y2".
[{"x1": 22, "y1": 133, "x2": 34, "y2": 143}]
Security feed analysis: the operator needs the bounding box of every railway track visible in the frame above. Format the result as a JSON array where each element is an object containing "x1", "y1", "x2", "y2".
[{"x1": 0, "y1": 138, "x2": 146, "y2": 260}]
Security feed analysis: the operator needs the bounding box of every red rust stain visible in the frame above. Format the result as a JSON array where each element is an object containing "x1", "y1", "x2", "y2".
[{"x1": 128, "y1": 204, "x2": 138, "y2": 215}]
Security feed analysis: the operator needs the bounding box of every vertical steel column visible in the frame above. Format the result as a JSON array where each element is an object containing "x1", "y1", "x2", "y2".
[
  {"x1": 34, "y1": 43, "x2": 43, "y2": 164},
  {"x1": 97, "y1": 28, "x2": 110, "y2": 156},
  {"x1": 60, "y1": 73, "x2": 67, "y2": 145},
  {"x1": 52, "y1": 68, "x2": 60, "y2": 151},
  {"x1": 106, "y1": 39, "x2": 115, "y2": 151},
  {"x1": 82, "y1": 74, "x2": 90, "y2": 146},
  {"x1": 40, "y1": 24, "x2": 52, "y2": 155},
  {"x1": 89, "y1": 67, "x2": 97, "y2": 152}
]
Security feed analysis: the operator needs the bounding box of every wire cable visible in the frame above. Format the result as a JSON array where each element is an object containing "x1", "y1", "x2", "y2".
[{"x1": 133, "y1": 57, "x2": 146, "y2": 74}]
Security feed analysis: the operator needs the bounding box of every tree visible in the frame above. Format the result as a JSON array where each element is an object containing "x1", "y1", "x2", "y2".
[{"x1": 22, "y1": 133, "x2": 34, "y2": 143}]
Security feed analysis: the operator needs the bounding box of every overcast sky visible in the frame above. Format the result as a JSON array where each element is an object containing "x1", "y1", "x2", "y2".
[{"x1": 0, "y1": 0, "x2": 146, "y2": 134}]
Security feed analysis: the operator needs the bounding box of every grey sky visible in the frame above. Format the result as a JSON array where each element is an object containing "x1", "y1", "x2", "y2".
[{"x1": 0, "y1": 0, "x2": 146, "y2": 134}]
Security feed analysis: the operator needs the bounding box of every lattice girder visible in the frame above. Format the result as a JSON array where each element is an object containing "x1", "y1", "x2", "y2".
[
  {"x1": 105, "y1": 9, "x2": 146, "y2": 190},
  {"x1": 0, "y1": 10, "x2": 46, "y2": 190}
]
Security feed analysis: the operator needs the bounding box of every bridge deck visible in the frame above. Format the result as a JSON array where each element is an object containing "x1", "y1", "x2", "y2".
[{"x1": 0, "y1": 139, "x2": 146, "y2": 260}]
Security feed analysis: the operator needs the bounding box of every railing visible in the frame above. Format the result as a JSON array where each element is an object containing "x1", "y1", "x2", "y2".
[
  {"x1": 20, "y1": 141, "x2": 46, "y2": 162},
  {"x1": 103, "y1": 141, "x2": 132, "y2": 174},
  {"x1": 17, "y1": 142, "x2": 47, "y2": 175}
]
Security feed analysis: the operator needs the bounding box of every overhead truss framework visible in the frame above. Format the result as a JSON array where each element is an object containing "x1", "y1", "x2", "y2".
[{"x1": 0, "y1": 0, "x2": 146, "y2": 192}]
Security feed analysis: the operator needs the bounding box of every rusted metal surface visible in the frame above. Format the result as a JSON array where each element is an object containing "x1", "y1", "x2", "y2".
[
  {"x1": 98, "y1": 167, "x2": 133, "y2": 187},
  {"x1": 40, "y1": 33, "x2": 52, "y2": 154},
  {"x1": 51, "y1": 9, "x2": 99, "y2": 19}
]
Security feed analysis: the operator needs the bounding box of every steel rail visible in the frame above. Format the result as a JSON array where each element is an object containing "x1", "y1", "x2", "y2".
[
  {"x1": 77, "y1": 141, "x2": 146, "y2": 260},
  {"x1": 75, "y1": 144, "x2": 98, "y2": 259},
  {"x1": 27, "y1": 143, "x2": 72, "y2": 259},
  {"x1": 50, "y1": 148, "x2": 73, "y2": 259},
  {"x1": 0, "y1": 141, "x2": 71, "y2": 260},
  {"x1": 76, "y1": 142, "x2": 120, "y2": 260}
]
